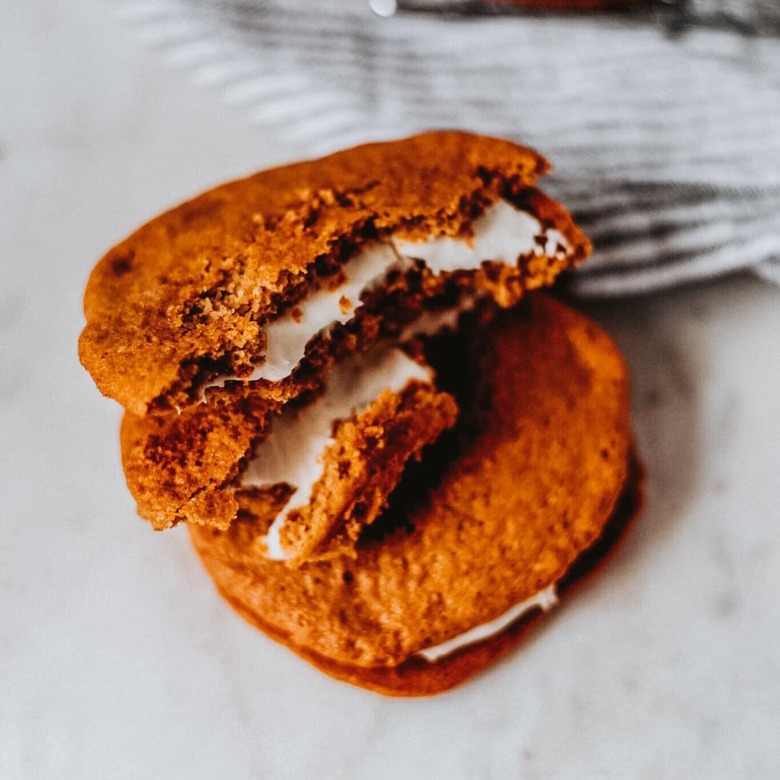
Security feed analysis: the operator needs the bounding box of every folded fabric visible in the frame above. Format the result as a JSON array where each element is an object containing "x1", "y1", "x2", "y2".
[{"x1": 114, "y1": 0, "x2": 780, "y2": 294}]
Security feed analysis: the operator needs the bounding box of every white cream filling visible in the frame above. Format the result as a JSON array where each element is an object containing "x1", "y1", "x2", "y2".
[
  {"x1": 416, "y1": 585, "x2": 559, "y2": 663},
  {"x1": 247, "y1": 243, "x2": 399, "y2": 383},
  {"x1": 205, "y1": 200, "x2": 563, "y2": 392},
  {"x1": 392, "y1": 199, "x2": 549, "y2": 270},
  {"x1": 242, "y1": 347, "x2": 433, "y2": 559}
]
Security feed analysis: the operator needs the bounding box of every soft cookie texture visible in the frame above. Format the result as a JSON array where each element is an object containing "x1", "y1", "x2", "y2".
[
  {"x1": 193, "y1": 457, "x2": 643, "y2": 697},
  {"x1": 79, "y1": 132, "x2": 589, "y2": 416},
  {"x1": 80, "y1": 132, "x2": 641, "y2": 696},
  {"x1": 272, "y1": 381, "x2": 459, "y2": 564},
  {"x1": 103, "y1": 133, "x2": 592, "y2": 534},
  {"x1": 188, "y1": 297, "x2": 636, "y2": 692}
]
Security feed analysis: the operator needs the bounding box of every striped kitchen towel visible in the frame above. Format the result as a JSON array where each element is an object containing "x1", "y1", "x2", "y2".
[{"x1": 113, "y1": 0, "x2": 780, "y2": 295}]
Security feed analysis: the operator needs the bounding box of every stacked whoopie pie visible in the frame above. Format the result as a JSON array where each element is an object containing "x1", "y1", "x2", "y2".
[{"x1": 80, "y1": 132, "x2": 641, "y2": 695}]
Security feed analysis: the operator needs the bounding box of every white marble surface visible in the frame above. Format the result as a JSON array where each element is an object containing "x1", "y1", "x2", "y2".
[{"x1": 2, "y1": 2, "x2": 779, "y2": 778}]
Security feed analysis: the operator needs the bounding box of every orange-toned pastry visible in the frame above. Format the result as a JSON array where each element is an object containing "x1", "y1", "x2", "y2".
[
  {"x1": 91, "y1": 132, "x2": 589, "y2": 533},
  {"x1": 79, "y1": 131, "x2": 588, "y2": 417},
  {"x1": 79, "y1": 132, "x2": 640, "y2": 695},
  {"x1": 189, "y1": 297, "x2": 638, "y2": 694}
]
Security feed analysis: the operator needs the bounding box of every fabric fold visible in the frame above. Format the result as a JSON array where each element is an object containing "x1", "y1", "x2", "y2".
[{"x1": 113, "y1": 0, "x2": 780, "y2": 294}]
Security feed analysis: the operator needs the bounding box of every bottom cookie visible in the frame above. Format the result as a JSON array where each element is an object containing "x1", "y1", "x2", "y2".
[
  {"x1": 191, "y1": 454, "x2": 641, "y2": 696},
  {"x1": 187, "y1": 296, "x2": 640, "y2": 695}
]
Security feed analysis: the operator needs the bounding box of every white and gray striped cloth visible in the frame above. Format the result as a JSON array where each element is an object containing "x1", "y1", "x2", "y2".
[{"x1": 114, "y1": 0, "x2": 780, "y2": 295}]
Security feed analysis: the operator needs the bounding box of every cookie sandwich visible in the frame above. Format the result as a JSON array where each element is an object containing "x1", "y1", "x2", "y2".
[{"x1": 80, "y1": 131, "x2": 641, "y2": 695}]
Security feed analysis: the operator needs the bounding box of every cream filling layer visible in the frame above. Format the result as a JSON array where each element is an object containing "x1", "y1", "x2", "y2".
[
  {"x1": 242, "y1": 347, "x2": 433, "y2": 560},
  {"x1": 206, "y1": 201, "x2": 563, "y2": 392},
  {"x1": 249, "y1": 243, "x2": 399, "y2": 383},
  {"x1": 415, "y1": 585, "x2": 559, "y2": 663}
]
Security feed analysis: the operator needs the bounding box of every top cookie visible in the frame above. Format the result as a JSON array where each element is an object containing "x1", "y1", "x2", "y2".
[{"x1": 79, "y1": 131, "x2": 589, "y2": 415}]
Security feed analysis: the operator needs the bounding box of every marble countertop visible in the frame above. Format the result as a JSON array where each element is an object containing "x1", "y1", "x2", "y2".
[{"x1": 2, "y1": 2, "x2": 779, "y2": 778}]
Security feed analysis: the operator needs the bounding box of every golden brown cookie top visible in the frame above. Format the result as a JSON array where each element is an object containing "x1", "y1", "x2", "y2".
[{"x1": 79, "y1": 132, "x2": 587, "y2": 415}]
